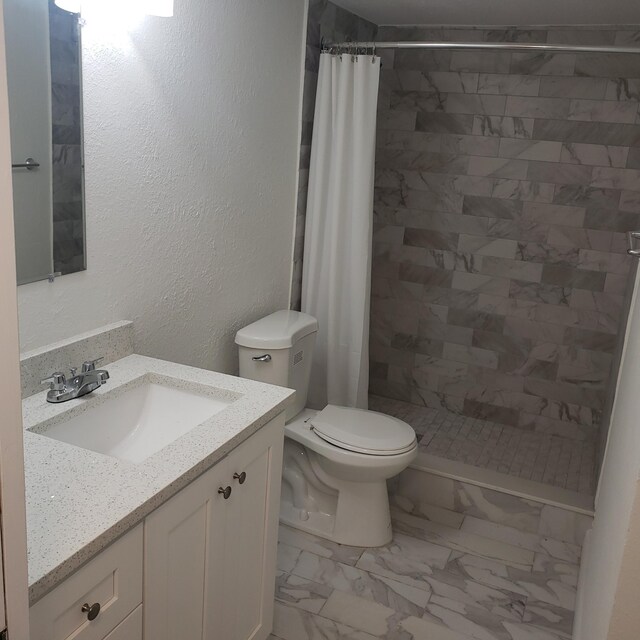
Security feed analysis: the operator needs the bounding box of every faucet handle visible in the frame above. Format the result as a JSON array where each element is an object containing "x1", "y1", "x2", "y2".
[
  {"x1": 40, "y1": 372, "x2": 66, "y2": 391},
  {"x1": 82, "y1": 357, "x2": 104, "y2": 373}
]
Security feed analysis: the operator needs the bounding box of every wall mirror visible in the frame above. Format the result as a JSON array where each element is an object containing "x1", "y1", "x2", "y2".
[{"x1": 4, "y1": 0, "x2": 85, "y2": 286}]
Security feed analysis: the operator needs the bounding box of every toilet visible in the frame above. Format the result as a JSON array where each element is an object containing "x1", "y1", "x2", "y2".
[{"x1": 235, "y1": 310, "x2": 417, "y2": 547}]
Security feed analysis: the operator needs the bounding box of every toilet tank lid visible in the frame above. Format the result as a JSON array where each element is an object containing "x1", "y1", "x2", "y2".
[{"x1": 235, "y1": 310, "x2": 318, "y2": 349}]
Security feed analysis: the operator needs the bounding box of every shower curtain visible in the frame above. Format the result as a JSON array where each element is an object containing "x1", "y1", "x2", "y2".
[{"x1": 302, "y1": 52, "x2": 381, "y2": 410}]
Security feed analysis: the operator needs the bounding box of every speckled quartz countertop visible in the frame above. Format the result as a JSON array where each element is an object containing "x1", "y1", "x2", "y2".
[{"x1": 22, "y1": 354, "x2": 294, "y2": 604}]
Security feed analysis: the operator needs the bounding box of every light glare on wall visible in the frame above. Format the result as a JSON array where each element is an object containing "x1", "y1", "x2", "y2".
[{"x1": 53, "y1": 0, "x2": 174, "y2": 17}]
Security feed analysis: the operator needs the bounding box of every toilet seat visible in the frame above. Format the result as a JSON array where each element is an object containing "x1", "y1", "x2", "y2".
[{"x1": 309, "y1": 404, "x2": 417, "y2": 456}]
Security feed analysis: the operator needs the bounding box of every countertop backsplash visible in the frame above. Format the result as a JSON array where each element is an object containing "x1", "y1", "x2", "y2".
[{"x1": 20, "y1": 321, "x2": 134, "y2": 399}]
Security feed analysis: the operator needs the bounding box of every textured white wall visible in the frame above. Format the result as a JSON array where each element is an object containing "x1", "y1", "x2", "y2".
[
  {"x1": 574, "y1": 270, "x2": 640, "y2": 639},
  {"x1": 17, "y1": 0, "x2": 306, "y2": 374}
]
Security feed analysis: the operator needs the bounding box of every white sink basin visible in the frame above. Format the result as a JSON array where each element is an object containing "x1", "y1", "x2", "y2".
[{"x1": 33, "y1": 381, "x2": 233, "y2": 464}]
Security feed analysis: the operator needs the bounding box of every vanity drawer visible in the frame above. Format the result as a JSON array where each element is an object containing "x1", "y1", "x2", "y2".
[
  {"x1": 30, "y1": 524, "x2": 143, "y2": 640},
  {"x1": 104, "y1": 605, "x2": 142, "y2": 640}
]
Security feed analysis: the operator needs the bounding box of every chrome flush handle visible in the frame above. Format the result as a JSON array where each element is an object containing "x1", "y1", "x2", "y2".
[{"x1": 252, "y1": 354, "x2": 272, "y2": 362}]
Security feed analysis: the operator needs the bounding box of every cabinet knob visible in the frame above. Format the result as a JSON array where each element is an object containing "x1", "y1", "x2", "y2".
[
  {"x1": 218, "y1": 486, "x2": 232, "y2": 499},
  {"x1": 81, "y1": 602, "x2": 101, "y2": 621},
  {"x1": 233, "y1": 471, "x2": 247, "y2": 484}
]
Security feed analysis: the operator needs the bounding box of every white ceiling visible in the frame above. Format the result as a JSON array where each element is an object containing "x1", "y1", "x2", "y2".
[{"x1": 331, "y1": 0, "x2": 640, "y2": 27}]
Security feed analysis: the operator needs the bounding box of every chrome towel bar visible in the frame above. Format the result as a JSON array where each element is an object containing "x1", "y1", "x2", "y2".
[{"x1": 11, "y1": 157, "x2": 40, "y2": 170}]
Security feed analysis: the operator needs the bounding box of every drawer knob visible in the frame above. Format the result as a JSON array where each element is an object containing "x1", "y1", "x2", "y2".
[
  {"x1": 218, "y1": 486, "x2": 232, "y2": 499},
  {"x1": 233, "y1": 471, "x2": 247, "y2": 484},
  {"x1": 82, "y1": 602, "x2": 101, "y2": 621}
]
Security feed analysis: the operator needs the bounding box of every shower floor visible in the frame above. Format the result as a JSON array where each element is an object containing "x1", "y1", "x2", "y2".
[{"x1": 369, "y1": 395, "x2": 597, "y2": 496}]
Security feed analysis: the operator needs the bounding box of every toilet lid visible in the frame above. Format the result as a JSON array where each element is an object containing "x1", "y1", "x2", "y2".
[{"x1": 309, "y1": 405, "x2": 417, "y2": 456}]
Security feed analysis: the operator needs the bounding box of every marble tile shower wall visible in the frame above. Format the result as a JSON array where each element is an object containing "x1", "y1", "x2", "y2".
[
  {"x1": 370, "y1": 26, "x2": 640, "y2": 442},
  {"x1": 290, "y1": 0, "x2": 377, "y2": 310},
  {"x1": 49, "y1": 0, "x2": 84, "y2": 275}
]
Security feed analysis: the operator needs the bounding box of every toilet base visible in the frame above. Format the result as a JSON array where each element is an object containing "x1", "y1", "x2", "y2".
[{"x1": 280, "y1": 473, "x2": 393, "y2": 548}]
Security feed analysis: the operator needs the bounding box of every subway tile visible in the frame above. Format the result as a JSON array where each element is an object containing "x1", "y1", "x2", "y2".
[
  {"x1": 394, "y1": 49, "x2": 453, "y2": 71},
  {"x1": 542, "y1": 264, "x2": 606, "y2": 291},
  {"x1": 448, "y1": 307, "x2": 506, "y2": 332},
  {"x1": 450, "y1": 51, "x2": 512, "y2": 73},
  {"x1": 377, "y1": 110, "x2": 417, "y2": 131},
  {"x1": 575, "y1": 53, "x2": 640, "y2": 78},
  {"x1": 604, "y1": 272, "x2": 629, "y2": 295},
  {"x1": 522, "y1": 202, "x2": 586, "y2": 228},
  {"x1": 444, "y1": 93, "x2": 508, "y2": 116},
  {"x1": 476, "y1": 295, "x2": 537, "y2": 319},
  {"x1": 463, "y1": 399, "x2": 520, "y2": 426},
  {"x1": 527, "y1": 161, "x2": 593, "y2": 186},
  {"x1": 440, "y1": 134, "x2": 500, "y2": 157},
  {"x1": 605, "y1": 78, "x2": 640, "y2": 101},
  {"x1": 560, "y1": 143, "x2": 628, "y2": 168},
  {"x1": 618, "y1": 191, "x2": 640, "y2": 213},
  {"x1": 539, "y1": 76, "x2": 607, "y2": 99},
  {"x1": 463, "y1": 195, "x2": 523, "y2": 219},
  {"x1": 477, "y1": 73, "x2": 540, "y2": 96},
  {"x1": 416, "y1": 112, "x2": 475, "y2": 135},
  {"x1": 473, "y1": 115, "x2": 535, "y2": 139},
  {"x1": 553, "y1": 184, "x2": 620, "y2": 209},
  {"x1": 498, "y1": 139, "x2": 562, "y2": 162},
  {"x1": 577, "y1": 249, "x2": 631, "y2": 275},
  {"x1": 491, "y1": 180, "x2": 555, "y2": 203},
  {"x1": 415, "y1": 353, "x2": 470, "y2": 378},
  {"x1": 443, "y1": 342, "x2": 499, "y2": 369},
  {"x1": 516, "y1": 242, "x2": 580, "y2": 266},
  {"x1": 504, "y1": 317, "x2": 566, "y2": 344},
  {"x1": 547, "y1": 226, "x2": 612, "y2": 252},
  {"x1": 380, "y1": 69, "x2": 423, "y2": 93},
  {"x1": 375, "y1": 186, "x2": 463, "y2": 213},
  {"x1": 398, "y1": 262, "x2": 455, "y2": 286},
  {"x1": 532, "y1": 119, "x2": 640, "y2": 147},
  {"x1": 418, "y1": 318, "x2": 474, "y2": 347},
  {"x1": 376, "y1": 149, "x2": 469, "y2": 174},
  {"x1": 568, "y1": 99, "x2": 638, "y2": 124},
  {"x1": 377, "y1": 130, "x2": 442, "y2": 152},
  {"x1": 480, "y1": 256, "x2": 544, "y2": 283},
  {"x1": 591, "y1": 166, "x2": 640, "y2": 192},
  {"x1": 468, "y1": 157, "x2": 529, "y2": 180},
  {"x1": 390, "y1": 91, "x2": 446, "y2": 112},
  {"x1": 484, "y1": 28, "x2": 548, "y2": 43},
  {"x1": 421, "y1": 71, "x2": 480, "y2": 93},
  {"x1": 627, "y1": 148, "x2": 640, "y2": 170},
  {"x1": 505, "y1": 96, "x2": 570, "y2": 120},
  {"x1": 458, "y1": 234, "x2": 518, "y2": 258},
  {"x1": 563, "y1": 327, "x2": 617, "y2": 354},
  {"x1": 452, "y1": 271, "x2": 511, "y2": 296},
  {"x1": 510, "y1": 52, "x2": 576, "y2": 75},
  {"x1": 524, "y1": 377, "x2": 605, "y2": 410},
  {"x1": 509, "y1": 280, "x2": 570, "y2": 306},
  {"x1": 583, "y1": 208, "x2": 640, "y2": 232},
  {"x1": 546, "y1": 29, "x2": 615, "y2": 46}
]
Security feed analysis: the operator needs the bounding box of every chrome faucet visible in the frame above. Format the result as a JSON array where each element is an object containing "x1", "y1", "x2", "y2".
[{"x1": 40, "y1": 357, "x2": 110, "y2": 403}]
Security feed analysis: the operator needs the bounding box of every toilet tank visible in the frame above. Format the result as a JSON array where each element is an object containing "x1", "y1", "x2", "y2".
[{"x1": 235, "y1": 310, "x2": 318, "y2": 421}]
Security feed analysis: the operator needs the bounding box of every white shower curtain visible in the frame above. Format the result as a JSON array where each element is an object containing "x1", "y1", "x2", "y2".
[{"x1": 302, "y1": 52, "x2": 381, "y2": 410}]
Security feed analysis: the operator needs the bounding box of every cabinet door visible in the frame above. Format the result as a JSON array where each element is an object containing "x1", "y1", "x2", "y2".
[
  {"x1": 144, "y1": 460, "x2": 230, "y2": 640},
  {"x1": 217, "y1": 418, "x2": 284, "y2": 640}
]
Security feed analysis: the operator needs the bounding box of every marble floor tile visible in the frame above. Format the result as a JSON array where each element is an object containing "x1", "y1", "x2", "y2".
[
  {"x1": 522, "y1": 601, "x2": 574, "y2": 638},
  {"x1": 291, "y1": 550, "x2": 431, "y2": 615},
  {"x1": 320, "y1": 589, "x2": 474, "y2": 640},
  {"x1": 392, "y1": 494, "x2": 467, "y2": 529},
  {"x1": 278, "y1": 542, "x2": 303, "y2": 573},
  {"x1": 275, "y1": 572, "x2": 333, "y2": 614},
  {"x1": 459, "y1": 517, "x2": 581, "y2": 563},
  {"x1": 272, "y1": 601, "x2": 379, "y2": 640},
  {"x1": 445, "y1": 552, "x2": 577, "y2": 611},
  {"x1": 392, "y1": 509, "x2": 535, "y2": 570},
  {"x1": 279, "y1": 524, "x2": 364, "y2": 566},
  {"x1": 501, "y1": 622, "x2": 567, "y2": 640}
]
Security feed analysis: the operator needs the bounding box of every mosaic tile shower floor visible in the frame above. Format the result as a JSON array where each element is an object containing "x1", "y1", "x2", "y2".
[{"x1": 369, "y1": 395, "x2": 596, "y2": 496}]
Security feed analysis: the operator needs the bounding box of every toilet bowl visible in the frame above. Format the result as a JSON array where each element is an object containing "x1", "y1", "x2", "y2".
[{"x1": 235, "y1": 310, "x2": 417, "y2": 547}]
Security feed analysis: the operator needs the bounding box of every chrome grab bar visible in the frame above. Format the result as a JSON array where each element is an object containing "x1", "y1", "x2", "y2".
[
  {"x1": 11, "y1": 157, "x2": 40, "y2": 170},
  {"x1": 628, "y1": 231, "x2": 640, "y2": 257}
]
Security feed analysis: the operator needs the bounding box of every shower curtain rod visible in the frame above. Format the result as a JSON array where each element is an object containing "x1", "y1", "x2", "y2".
[{"x1": 323, "y1": 41, "x2": 640, "y2": 55}]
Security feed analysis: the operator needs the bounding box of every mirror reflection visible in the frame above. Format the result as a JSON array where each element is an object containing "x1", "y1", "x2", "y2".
[{"x1": 4, "y1": 0, "x2": 84, "y2": 285}]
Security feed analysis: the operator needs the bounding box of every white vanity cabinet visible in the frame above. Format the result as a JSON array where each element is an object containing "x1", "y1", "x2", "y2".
[
  {"x1": 29, "y1": 414, "x2": 285, "y2": 640},
  {"x1": 144, "y1": 414, "x2": 284, "y2": 640}
]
